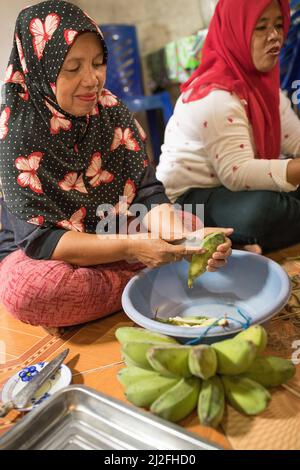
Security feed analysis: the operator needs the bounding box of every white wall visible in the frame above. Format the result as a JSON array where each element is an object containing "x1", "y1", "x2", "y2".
[
  {"x1": 72, "y1": 0, "x2": 206, "y2": 57},
  {"x1": 199, "y1": 0, "x2": 219, "y2": 27},
  {"x1": 0, "y1": 0, "x2": 216, "y2": 75},
  {"x1": 0, "y1": 1, "x2": 43, "y2": 77}
]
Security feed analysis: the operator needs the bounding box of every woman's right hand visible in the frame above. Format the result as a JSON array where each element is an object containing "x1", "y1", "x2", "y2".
[{"x1": 126, "y1": 237, "x2": 206, "y2": 269}]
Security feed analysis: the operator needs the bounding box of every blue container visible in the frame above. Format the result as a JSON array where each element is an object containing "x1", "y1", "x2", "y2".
[{"x1": 122, "y1": 250, "x2": 291, "y2": 343}]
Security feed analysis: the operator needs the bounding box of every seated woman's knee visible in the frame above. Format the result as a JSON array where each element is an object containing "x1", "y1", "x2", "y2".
[{"x1": 238, "y1": 191, "x2": 283, "y2": 236}]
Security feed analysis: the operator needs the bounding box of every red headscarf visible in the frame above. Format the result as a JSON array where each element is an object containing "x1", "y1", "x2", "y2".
[{"x1": 181, "y1": 0, "x2": 291, "y2": 160}]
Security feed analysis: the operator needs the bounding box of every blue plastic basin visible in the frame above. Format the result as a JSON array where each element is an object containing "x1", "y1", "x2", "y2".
[{"x1": 121, "y1": 250, "x2": 291, "y2": 342}]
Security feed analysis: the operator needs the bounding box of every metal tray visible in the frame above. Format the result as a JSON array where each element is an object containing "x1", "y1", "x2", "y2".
[{"x1": 0, "y1": 385, "x2": 222, "y2": 450}]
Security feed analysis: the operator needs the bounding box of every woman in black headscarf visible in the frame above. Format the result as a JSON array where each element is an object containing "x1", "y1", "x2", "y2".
[{"x1": 0, "y1": 0, "x2": 232, "y2": 332}]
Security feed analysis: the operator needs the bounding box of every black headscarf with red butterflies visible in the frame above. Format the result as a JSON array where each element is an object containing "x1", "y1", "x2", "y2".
[{"x1": 0, "y1": 0, "x2": 148, "y2": 233}]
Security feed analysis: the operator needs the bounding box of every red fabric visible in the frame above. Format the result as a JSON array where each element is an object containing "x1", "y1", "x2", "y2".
[
  {"x1": 0, "y1": 250, "x2": 144, "y2": 327},
  {"x1": 0, "y1": 211, "x2": 202, "y2": 328},
  {"x1": 181, "y1": 0, "x2": 290, "y2": 160}
]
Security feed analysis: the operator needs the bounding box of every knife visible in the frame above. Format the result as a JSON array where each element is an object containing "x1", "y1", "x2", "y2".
[
  {"x1": 0, "y1": 349, "x2": 69, "y2": 417},
  {"x1": 170, "y1": 234, "x2": 204, "y2": 248}
]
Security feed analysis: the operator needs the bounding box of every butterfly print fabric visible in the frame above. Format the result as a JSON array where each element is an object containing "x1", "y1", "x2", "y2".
[{"x1": 0, "y1": 0, "x2": 149, "y2": 234}]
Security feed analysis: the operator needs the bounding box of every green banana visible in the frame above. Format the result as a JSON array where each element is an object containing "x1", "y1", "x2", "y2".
[
  {"x1": 198, "y1": 376, "x2": 225, "y2": 428},
  {"x1": 116, "y1": 327, "x2": 178, "y2": 346},
  {"x1": 117, "y1": 366, "x2": 161, "y2": 388},
  {"x1": 125, "y1": 375, "x2": 180, "y2": 408},
  {"x1": 242, "y1": 356, "x2": 296, "y2": 388},
  {"x1": 121, "y1": 351, "x2": 139, "y2": 367},
  {"x1": 233, "y1": 325, "x2": 268, "y2": 355},
  {"x1": 188, "y1": 232, "x2": 226, "y2": 288},
  {"x1": 118, "y1": 327, "x2": 179, "y2": 370},
  {"x1": 188, "y1": 345, "x2": 218, "y2": 379},
  {"x1": 212, "y1": 338, "x2": 257, "y2": 375},
  {"x1": 150, "y1": 377, "x2": 201, "y2": 423},
  {"x1": 221, "y1": 375, "x2": 271, "y2": 415},
  {"x1": 147, "y1": 345, "x2": 192, "y2": 378},
  {"x1": 122, "y1": 341, "x2": 174, "y2": 370}
]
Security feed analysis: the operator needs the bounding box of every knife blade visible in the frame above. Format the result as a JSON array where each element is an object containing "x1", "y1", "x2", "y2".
[
  {"x1": 170, "y1": 235, "x2": 204, "y2": 248},
  {"x1": 0, "y1": 349, "x2": 69, "y2": 417}
]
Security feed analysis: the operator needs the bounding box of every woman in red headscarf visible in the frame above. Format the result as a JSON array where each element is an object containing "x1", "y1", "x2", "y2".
[{"x1": 157, "y1": 0, "x2": 300, "y2": 253}]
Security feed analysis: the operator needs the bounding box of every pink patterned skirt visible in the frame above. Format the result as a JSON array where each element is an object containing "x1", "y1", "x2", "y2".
[
  {"x1": 0, "y1": 212, "x2": 201, "y2": 328},
  {"x1": 0, "y1": 250, "x2": 144, "y2": 327}
]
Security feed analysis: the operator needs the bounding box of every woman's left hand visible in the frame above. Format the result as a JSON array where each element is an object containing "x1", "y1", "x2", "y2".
[{"x1": 184, "y1": 227, "x2": 233, "y2": 272}]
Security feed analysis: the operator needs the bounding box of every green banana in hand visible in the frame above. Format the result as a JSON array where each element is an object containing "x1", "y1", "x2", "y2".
[
  {"x1": 242, "y1": 356, "x2": 296, "y2": 388},
  {"x1": 212, "y1": 338, "x2": 257, "y2": 375},
  {"x1": 147, "y1": 345, "x2": 192, "y2": 378},
  {"x1": 188, "y1": 345, "x2": 218, "y2": 379},
  {"x1": 188, "y1": 232, "x2": 226, "y2": 288},
  {"x1": 233, "y1": 325, "x2": 268, "y2": 355},
  {"x1": 117, "y1": 366, "x2": 162, "y2": 388},
  {"x1": 150, "y1": 377, "x2": 201, "y2": 423},
  {"x1": 125, "y1": 375, "x2": 180, "y2": 408},
  {"x1": 198, "y1": 376, "x2": 225, "y2": 429},
  {"x1": 221, "y1": 375, "x2": 271, "y2": 415},
  {"x1": 116, "y1": 327, "x2": 178, "y2": 346}
]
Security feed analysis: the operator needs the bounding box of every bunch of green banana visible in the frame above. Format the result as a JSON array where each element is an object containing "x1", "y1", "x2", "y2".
[
  {"x1": 116, "y1": 325, "x2": 296, "y2": 427},
  {"x1": 188, "y1": 232, "x2": 226, "y2": 288}
]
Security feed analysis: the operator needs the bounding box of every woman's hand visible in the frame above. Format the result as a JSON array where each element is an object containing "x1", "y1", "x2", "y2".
[
  {"x1": 183, "y1": 227, "x2": 233, "y2": 272},
  {"x1": 126, "y1": 236, "x2": 206, "y2": 269},
  {"x1": 203, "y1": 227, "x2": 233, "y2": 272}
]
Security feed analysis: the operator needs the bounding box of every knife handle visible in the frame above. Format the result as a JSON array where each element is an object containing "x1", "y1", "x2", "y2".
[{"x1": 0, "y1": 401, "x2": 14, "y2": 418}]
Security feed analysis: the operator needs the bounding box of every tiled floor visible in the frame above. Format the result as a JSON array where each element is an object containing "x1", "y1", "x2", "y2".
[{"x1": 1, "y1": 244, "x2": 300, "y2": 449}]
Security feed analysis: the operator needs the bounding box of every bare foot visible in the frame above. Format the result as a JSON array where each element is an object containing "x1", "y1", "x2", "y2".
[
  {"x1": 43, "y1": 326, "x2": 66, "y2": 337},
  {"x1": 234, "y1": 244, "x2": 263, "y2": 254}
]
